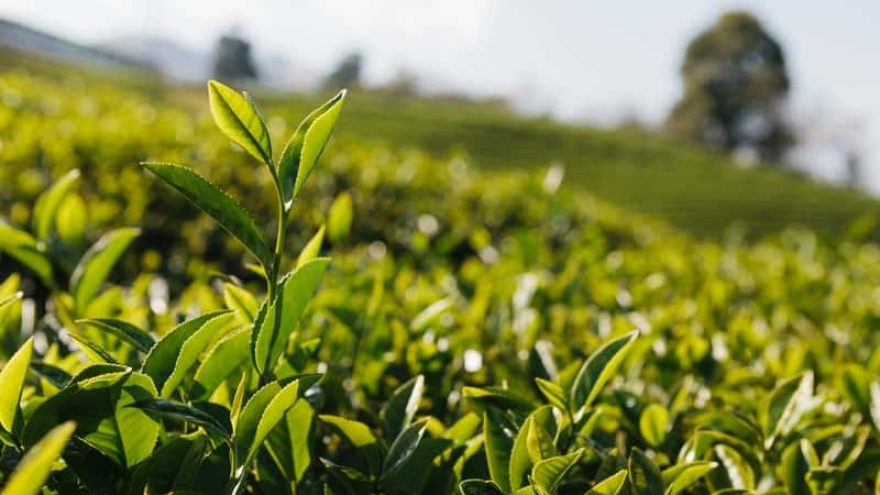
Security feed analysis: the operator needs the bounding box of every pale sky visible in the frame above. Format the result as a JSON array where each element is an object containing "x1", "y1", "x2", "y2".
[{"x1": 2, "y1": 0, "x2": 879, "y2": 191}]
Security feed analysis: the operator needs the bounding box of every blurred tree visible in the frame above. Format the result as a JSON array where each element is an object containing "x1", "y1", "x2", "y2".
[
  {"x1": 324, "y1": 51, "x2": 363, "y2": 89},
  {"x1": 666, "y1": 11, "x2": 793, "y2": 163},
  {"x1": 212, "y1": 34, "x2": 258, "y2": 82}
]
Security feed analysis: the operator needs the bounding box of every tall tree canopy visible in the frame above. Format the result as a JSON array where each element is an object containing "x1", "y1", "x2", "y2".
[
  {"x1": 212, "y1": 34, "x2": 258, "y2": 82},
  {"x1": 324, "y1": 51, "x2": 363, "y2": 89},
  {"x1": 666, "y1": 11, "x2": 793, "y2": 163}
]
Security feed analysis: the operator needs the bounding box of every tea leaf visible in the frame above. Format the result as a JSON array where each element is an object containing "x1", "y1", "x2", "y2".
[
  {"x1": 77, "y1": 318, "x2": 155, "y2": 353},
  {"x1": 208, "y1": 80, "x2": 272, "y2": 165},
  {"x1": 252, "y1": 257, "x2": 329, "y2": 375},
  {"x1": 586, "y1": 469, "x2": 627, "y2": 495},
  {"x1": 70, "y1": 227, "x2": 140, "y2": 315},
  {"x1": 32, "y1": 168, "x2": 79, "y2": 241},
  {"x1": 278, "y1": 90, "x2": 346, "y2": 207},
  {"x1": 141, "y1": 310, "x2": 232, "y2": 391},
  {"x1": 570, "y1": 331, "x2": 637, "y2": 417},
  {"x1": 640, "y1": 403, "x2": 669, "y2": 448},
  {"x1": 382, "y1": 374, "x2": 425, "y2": 440},
  {"x1": 0, "y1": 421, "x2": 75, "y2": 495},
  {"x1": 143, "y1": 162, "x2": 271, "y2": 269},
  {"x1": 0, "y1": 337, "x2": 33, "y2": 437}
]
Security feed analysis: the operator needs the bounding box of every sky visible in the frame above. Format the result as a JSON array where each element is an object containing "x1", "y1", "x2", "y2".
[{"x1": 2, "y1": 0, "x2": 879, "y2": 191}]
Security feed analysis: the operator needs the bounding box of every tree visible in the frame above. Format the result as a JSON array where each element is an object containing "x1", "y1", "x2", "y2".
[
  {"x1": 666, "y1": 11, "x2": 793, "y2": 163},
  {"x1": 212, "y1": 34, "x2": 258, "y2": 82},
  {"x1": 324, "y1": 51, "x2": 363, "y2": 89}
]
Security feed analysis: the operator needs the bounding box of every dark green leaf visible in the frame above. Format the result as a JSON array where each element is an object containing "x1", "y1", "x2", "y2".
[
  {"x1": 570, "y1": 331, "x2": 637, "y2": 418},
  {"x1": 130, "y1": 398, "x2": 231, "y2": 439},
  {"x1": 143, "y1": 162, "x2": 271, "y2": 269},
  {"x1": 382, "y1": 374, "x2": 425, "y2": 440},
  {"x1": 77, "y1": 318, "x2": 155, "y2": 353}
]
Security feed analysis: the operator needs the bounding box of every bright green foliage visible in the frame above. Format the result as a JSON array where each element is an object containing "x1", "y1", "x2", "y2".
[
  {"x1": 2, "y1": 69, "x2": 880, "y2": 495},
  {"x1": 32, "y1": 168, "x2": 79, "y2": 241},
  {"x1": 0, "y1": 337, "x2": 32, "y2": 437},
  {"x1": 70, "y1": 227, "x2": 140, "y2": 314},
  {"x1": 208, "y1": 80, "x2": 273, "y2": 165},
  {"x1": 1, "y1": 421, "x2": 75, "y2": 495},
  {"x1": 279, "y1": 89, "x2": 346, "y2": 207}
]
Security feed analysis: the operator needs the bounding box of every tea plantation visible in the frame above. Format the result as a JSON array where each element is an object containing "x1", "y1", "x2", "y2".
[{"x1": 0, "y1": 67, "x2": 879, "y2": 494}]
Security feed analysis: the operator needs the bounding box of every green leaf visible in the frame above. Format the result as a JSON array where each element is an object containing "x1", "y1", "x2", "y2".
[
  {"x1": 207, "y1": 80, "x2": 272, "y2": 165},
  {"x1": 252, "y1": 258, "x2": 329, "y2": 375},
  {"x1": 266, "y1": 399, "x2": 315, "y2": 482},
  {"x1": 0, "y1": 223, "x2": 55, "y2": 288},
  {"x1": 0, "y1": 337, "x2": 33, "y2": 437},
  {"x1": 55, "y1": 193, "x2": 88, "y2": 246},
  {"x1": 143, "y1": 162, "x2": 271, "y2": 269},
  {"x1": 278, "y1": 90, "x2": 346, "y2": 207},
  {"x1": 297, "y1": 225, "x2": 326, "y2": 269},
  {"x1": 586, "y1": 469, "x2": 627, "y2": 495},
  {"x1": 141, "y1": 310, "x2": 232, "y2": 393},
  {"x1": 628, "y1": 448, "x2": 663, "y2": 495},
  {"x1": 662, "y1": 461, "x2": 716, "y2": 495},
  {"x1": 70, "y1": 227, "x2": 140, "y2": 315},
  {"x1": 535, "y1": 378, "x2": 568, "y2": 412},
  {"x1": 66, "y1": 331, "x2": 119, "y2": 364},
  {"x1": 0, "y1": 421, "x2": 75, "y2": 495},
  {"x1": 381, "y1": 419, "x2": 427, "y2": 477},
  {"x1": 510, "y1": 406, "x2": 556, "y2": 491},
  {"x1": 0, "y1": 290, "x2": 22, "y2": 310},
  {"x1": 130, "y1": 398, "x2": 231, "y2": 439},
  {"x1": 462, "y1": 386, "x2": 534, "y2": 415},
  {"x1": 782, "y1": 441, "x2": 810, "y2": 495},
  {"x1": 509, "y1": 415, "x2": 534, "y2": 491},
  {"x1": 23, "y1": 371, "x2": 160, "y2": 468},
  {"x1": 713, "y1": 444, "x2": 755, "y2": 491},
  {"x1": 640, "y1": 403, "x2": 669, "y2": 448},
  {"x1": 319, "y1": 414, "x2": 378, "y2": 448},
  {"x1": 234, "y1": 379, "x2": 301, "y2": 467},
  {"x1": 570, "y1": 331, "x2": 637, "y2": 418},
  {"x1": 32, "y1": 168, "x2": 80, "y2": 241},
  {"x1": 127, "y1": 431, "x2": 210, "y2": 495},
  {"x1": 382, "y1": 374, "x2": 425, "y2": 440},
  {"x1": 77, "y1": 318, "x2": 155, "y2": 353},
  {"x1": 223, "y1": 283, "x2": 259, "y2": 323},
  {"x1": 459, "y1": 479, "x2": 507, "y2": 495},
  {"x1": 531, "y1": 448, "x2": 584, "y2": 493},
  {"x1": 327, "y1": 192, "x2": 353, "y2": 243},
  {"x1": 158, "y1": 313, "x2": 234, "y2": 397},
  {"x1": 484, "y1": 408, "x2": 516, "y2": 492},
  {"x1": 192, "y1": 326, "x2": 251, "y2": 399},
  {"x1": 869, "y1": 381, "x2": 880, "y2": 434},
  {"x1": 765, "y1": 372, "x2": 813, "y2": 447}
]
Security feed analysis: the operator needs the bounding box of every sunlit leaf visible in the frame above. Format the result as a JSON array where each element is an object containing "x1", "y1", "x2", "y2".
[
  {"x1": 208, "y1": 80, "x2": 272, "y2": 165},
  {"x1": 0, "y1": 421, "x2": 75, "y2": 495}
]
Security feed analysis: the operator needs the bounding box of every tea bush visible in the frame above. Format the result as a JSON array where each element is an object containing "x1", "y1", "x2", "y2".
[{"x1": 1, "y1": 76, "x2": 880, "y2": 494}]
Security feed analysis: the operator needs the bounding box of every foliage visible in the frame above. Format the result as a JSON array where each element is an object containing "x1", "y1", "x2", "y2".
[
  {"x1": 666, "y1": 11, "x2": 793, "y2": 163},
  {"x1": 1, "y1": 70, "x2": 880, "y2": 494}
]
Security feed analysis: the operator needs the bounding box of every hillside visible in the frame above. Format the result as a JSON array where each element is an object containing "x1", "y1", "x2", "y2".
[
  {"x1": 264, "y1": 90, "x2": 880, "y2": 240},
  {"x1": 1, "y1": 43, "x2": 879, "y2": 240}
]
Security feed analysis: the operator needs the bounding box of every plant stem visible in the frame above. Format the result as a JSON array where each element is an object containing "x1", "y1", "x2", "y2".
[{"x1": 262, "y1": 171, "x2": 288, "y2": 384}]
